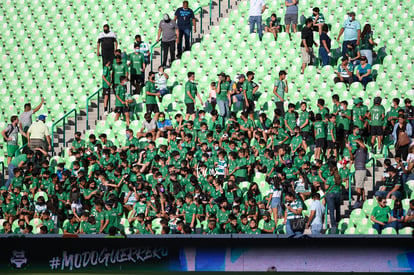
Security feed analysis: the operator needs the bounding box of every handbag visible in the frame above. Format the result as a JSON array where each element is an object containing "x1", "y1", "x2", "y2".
[
  {"x1": 398, "y1": 131, "x2": 410, "y2": 147},
  {"x1": 291, "y1": 217, "x2": 306, "y2": 232}
]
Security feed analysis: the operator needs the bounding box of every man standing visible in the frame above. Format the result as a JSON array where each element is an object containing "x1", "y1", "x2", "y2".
[
  {"x1": 216, "y1": 72, "x2": 231, "y2": 121},
  {"x1": 306, "y1": 193, "x2": 325, "y2": 234},
  {"x1": 97, "y1": 24, "x2": 118, "y2": 67},
  {"x1": 112, "y1": 55, "x2": 128, "y2": 92},
  {"x1": 174, "y1": 1, "x2": 195, "y2": 58},
  {"x1": 2, "y1": 116, "x2": 26, "y2": 165},
  {"x1": 19, "y1": 98, "x2": 44, "y2": 146},
  {"x1": 157, "y1": 14, "x2": 179, "y2": 67},
  {"x1": 353, "y1": 138, "x2": 367, "y2": 206},
  {"x1": 114, "y1": 76, "x2": 131, "y2": 127},
  {"x1": 134, "y1": 35, "x2": 150, "y2": 66},
  {"x1": 249, "y1": 0, "x2": 266, "y2": 40},
  {"x1": 300, "y1": 18, "x2": 318, "y2": 74},
  {"x1": 184, "y1": 72, "x2": 203, "y2": 120},
  {"x1": 27, "y1": 115, "x2": 51, "y2": 152},
  {"x1": 128, "y1": 43, "x2": 146, "y2": 94},
  {"x1": 102, "y1": 61, "x2": 112, "y2": 115},
  {"x1": 243, "y1": 71, "x2": 258, "y2": 121},
  {"x1": 145, "y1": 72, "x2": 161, "y2": 120},
  {"x1": 337, "y1": 12, "x2": 361, "y2": 57},
  {"x1": 273, "y1": 70, "x2": 288, "y2": 116},
  {"x1": 368, "y1": 96, "x2": 385, "y2": 154},
  {"x1": 285, "y1": 0, "x2": 299, "y2": 38}
]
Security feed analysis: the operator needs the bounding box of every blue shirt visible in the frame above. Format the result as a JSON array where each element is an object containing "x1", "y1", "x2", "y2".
[
  {"x1": 157, "y1": 119, "x2": 172, "y2": 130},
  {"x1": 285, "y1": 0, "x2": 298, "y2": 15},
  {"x1": 342, "y1": 18, "x2": 361, "y2": 41},
  {"x1": 175, "y1": 7, "x2": 194, "y2": 28}
]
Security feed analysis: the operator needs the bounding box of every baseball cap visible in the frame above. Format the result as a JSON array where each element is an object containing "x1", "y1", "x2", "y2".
[
  {"x1": 38, "y1": 114, "x2": 47, "y2": 121},
  {"x1": 217, "y1": 72, "x2": 226, "y2": 77},
  {"x1": 238, "y1": 74, "x2": 246, "y2": 79},
  {"x1": 285, "y1": 159, "x2": 292, "y2": 164},
  {"x1": 353, "y1": 98, "x2": 363, "y2": 104}
]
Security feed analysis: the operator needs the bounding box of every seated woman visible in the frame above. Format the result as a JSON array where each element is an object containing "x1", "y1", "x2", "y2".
[
  {"x1": 265, "y1": 13, "x2": 281, "y2": 41},
  {"x1": 352, "y1": 56, "x2": 372, "y2": 89}
]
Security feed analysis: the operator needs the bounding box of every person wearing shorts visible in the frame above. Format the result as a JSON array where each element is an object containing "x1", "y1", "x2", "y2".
[
  {"x1": 300, "y1": 18, "x2": 317, "y2": 74},
  {"x1": 114, "y1": 76, "x2": 131, "y2": 127},
  {"x1": 184, "y1": 72, "x2": 203, "y2": 120},
  {"x1": 102, "y1": 61, "x2": 112, "y2": 115},
  {"x1": 242, "y1": 71, "x2": 258, "y2": 121},
  {"x1": 284, "y1": 0, "x2": 298, "y2": 37},
  {"x1": 145, "y1": 72, "x2": 161, "y2": 119}
]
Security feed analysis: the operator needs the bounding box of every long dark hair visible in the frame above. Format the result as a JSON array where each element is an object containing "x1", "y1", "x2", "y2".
[
  {"x1": 361, "y1": 24, "x2": 372, "y2": 41},
  {"x1": 393, "y1": 199, "x2": 404, "y2": 219},
  {"x1": 330, "y1": 166, "x2": 342, "y2": 186}
]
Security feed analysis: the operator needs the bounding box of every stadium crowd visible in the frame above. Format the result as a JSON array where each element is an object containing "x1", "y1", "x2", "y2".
[{"x1": 1, "y1": 0, "x2": 414, "y2": 236}]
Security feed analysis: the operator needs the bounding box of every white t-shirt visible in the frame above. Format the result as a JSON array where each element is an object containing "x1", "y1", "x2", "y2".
[
  {"x1": 249, "y1": 0, "x2": 265, "y2": 16},
  {"x1": 155, "y1": 73, "x2": 168, "y2": 89},
  {"x1": 310, "y1": 200, "x2": 325, "y2": 226}
]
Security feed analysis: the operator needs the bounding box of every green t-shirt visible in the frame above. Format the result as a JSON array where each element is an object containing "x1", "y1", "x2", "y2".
[
  {"x1": 63, "y1": 221, "x2": 78, "y2": 233},
  {"x1": 326, "y1": 175, "x2": 341, "y2": 193},
  {"x1": 314, "y1": 121, "x2": 326, "y2": 139},
  {"x1": 337, "y1": 109, "x2": 352, "y2": 131},
  {"x1": 183, "y1": 203, "x2": 197, "y2": 224},
  {"x1": 260, "y1": 219, "x2": 276, "y2": 232},
  {"x1": 235, "y1": 158, "x2": 248, "y2": 178},
  {"x1": 299, "y1": 111, "x2": 310, "y2": 132},
  {"x1": 112, "y1": 62, "x2": 128, "y2": 84},
  {"x1": 184, "y1": 81, "x2": 197, "y2": 104},
  {"x1": 370, "y1": 105, "x2": 385, "y2": 126},
  {"x1": 266, "y1": 16, "x2": 280, "y2": 27},
  {"x1": 352, "y1": 105, "x2": 368, "y2": 129},
  {"x1": 104, "y1": 208, "x2": 120, "y2": 231},
  {"x1": 318, "y1": 107, "x2": 330, "y2": 120},
  {"x1": 145, "y1": 81, "x2": 158, "y2": 104},
  {"x1": 360, "y1": 32, "x2": 373, "y2": 50},
  {"x1": 217, "y1": 81, "x2": 230, "y2": 101},
  {"x1": 327, "y1": 121, "x2": 336, "y2": 141},
  {"x1": 84, "y1": 222, "x2": 100, "y2": 234},
  {"x1": 217, "y1": 209, "x2": 230, "y2": 224},
  {"x1": 291, "y1": 135, "x2": 303, "y2": 152},
  {"x1": 285, "y1": 111, "x2": 297, "y2": 133},
  {"x1": 115, "y1": 84, "x2": 126, "y2": 107},
  {"x1": 42, "y1": 219, "x2": 55, "y2": 233},
  {"x1": 134, "y1": 202, "x2": 147, "y2": 215},
  {"x1": 274, "y1": 79, "x2": 286, "y2": 102},
  {"x1": 102, "y1": 66, "x2": 111, "y2": 88},
  {"x1": 10, "y1": 154, "x2": 27, "y2": 167},
  {"x1": 128, "y1": 52, "x2": 145, "y2": 75},
  {"x1": 371, "y1": 205, "x2": 391, "y2": 223},
  {"x1": 242, "y1": 81, "x2": 254, "y2": 100}
]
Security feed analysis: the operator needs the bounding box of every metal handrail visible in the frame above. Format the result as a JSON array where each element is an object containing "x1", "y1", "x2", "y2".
[
  {"x1": 0, "y1": 161, "x2": 4, "y2": 187},
  {"x1": 14, "y1": 144, "x2": 27, "y2": 157},
  {"x1": 51, "y1": 109, "x2": 78, "y2": 156},
  {"x1": 86, "y1": 88, "x2": 102, "y2": 130},
  {"x1": 366, "y1": 157, "x2": 376, "y2": 191},
  {"x1": 150, "y1": 1, "x2": 211, "y2": 70},
  {"x1": 150, "y1": 40, "x2": 161, "y2": 71}
]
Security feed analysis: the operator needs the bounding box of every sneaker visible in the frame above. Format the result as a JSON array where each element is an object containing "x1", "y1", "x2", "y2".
[{"x1": 104, "y1": 111, "x2": 108, "y2": 116}]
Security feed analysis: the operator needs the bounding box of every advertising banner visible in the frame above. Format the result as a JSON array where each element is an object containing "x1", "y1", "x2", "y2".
[{"x1": 1, "y1": 235, "x2": 413, "y2": 272}]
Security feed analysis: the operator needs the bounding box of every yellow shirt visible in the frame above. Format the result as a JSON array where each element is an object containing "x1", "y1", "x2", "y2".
[{"x1": 28, "y1": 120, "x2": 49, "y2": 139}]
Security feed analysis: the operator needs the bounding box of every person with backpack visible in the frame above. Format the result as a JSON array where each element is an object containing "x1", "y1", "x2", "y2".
[{"x1": 1, "y1": 115, "x2": 26, "y2": 165}]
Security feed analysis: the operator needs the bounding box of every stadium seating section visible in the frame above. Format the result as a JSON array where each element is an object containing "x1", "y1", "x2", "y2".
[{"x1": 0, "y1": 0, "x2": 413, "y2": 235}]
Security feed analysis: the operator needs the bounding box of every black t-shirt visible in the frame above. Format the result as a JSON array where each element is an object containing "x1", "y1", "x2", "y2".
[
  {"x1": 319, "y1": 32, "x2": 331, "y2": 50},
  {"x1": 300, "y1": 27, "x2": 314, "y2": 48},
  {"x1": 406, "y1": 106, "x2": 414, "y2": 118},
  {"x1": 236, "y1": 82, "x2": 244, "y2": 94},
  {"x1": 175, "y1": 7, "x2": 195, "y2": 28},
  {"x1": 97, "y1": 31, "x2": 117, "y2": 52}
]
